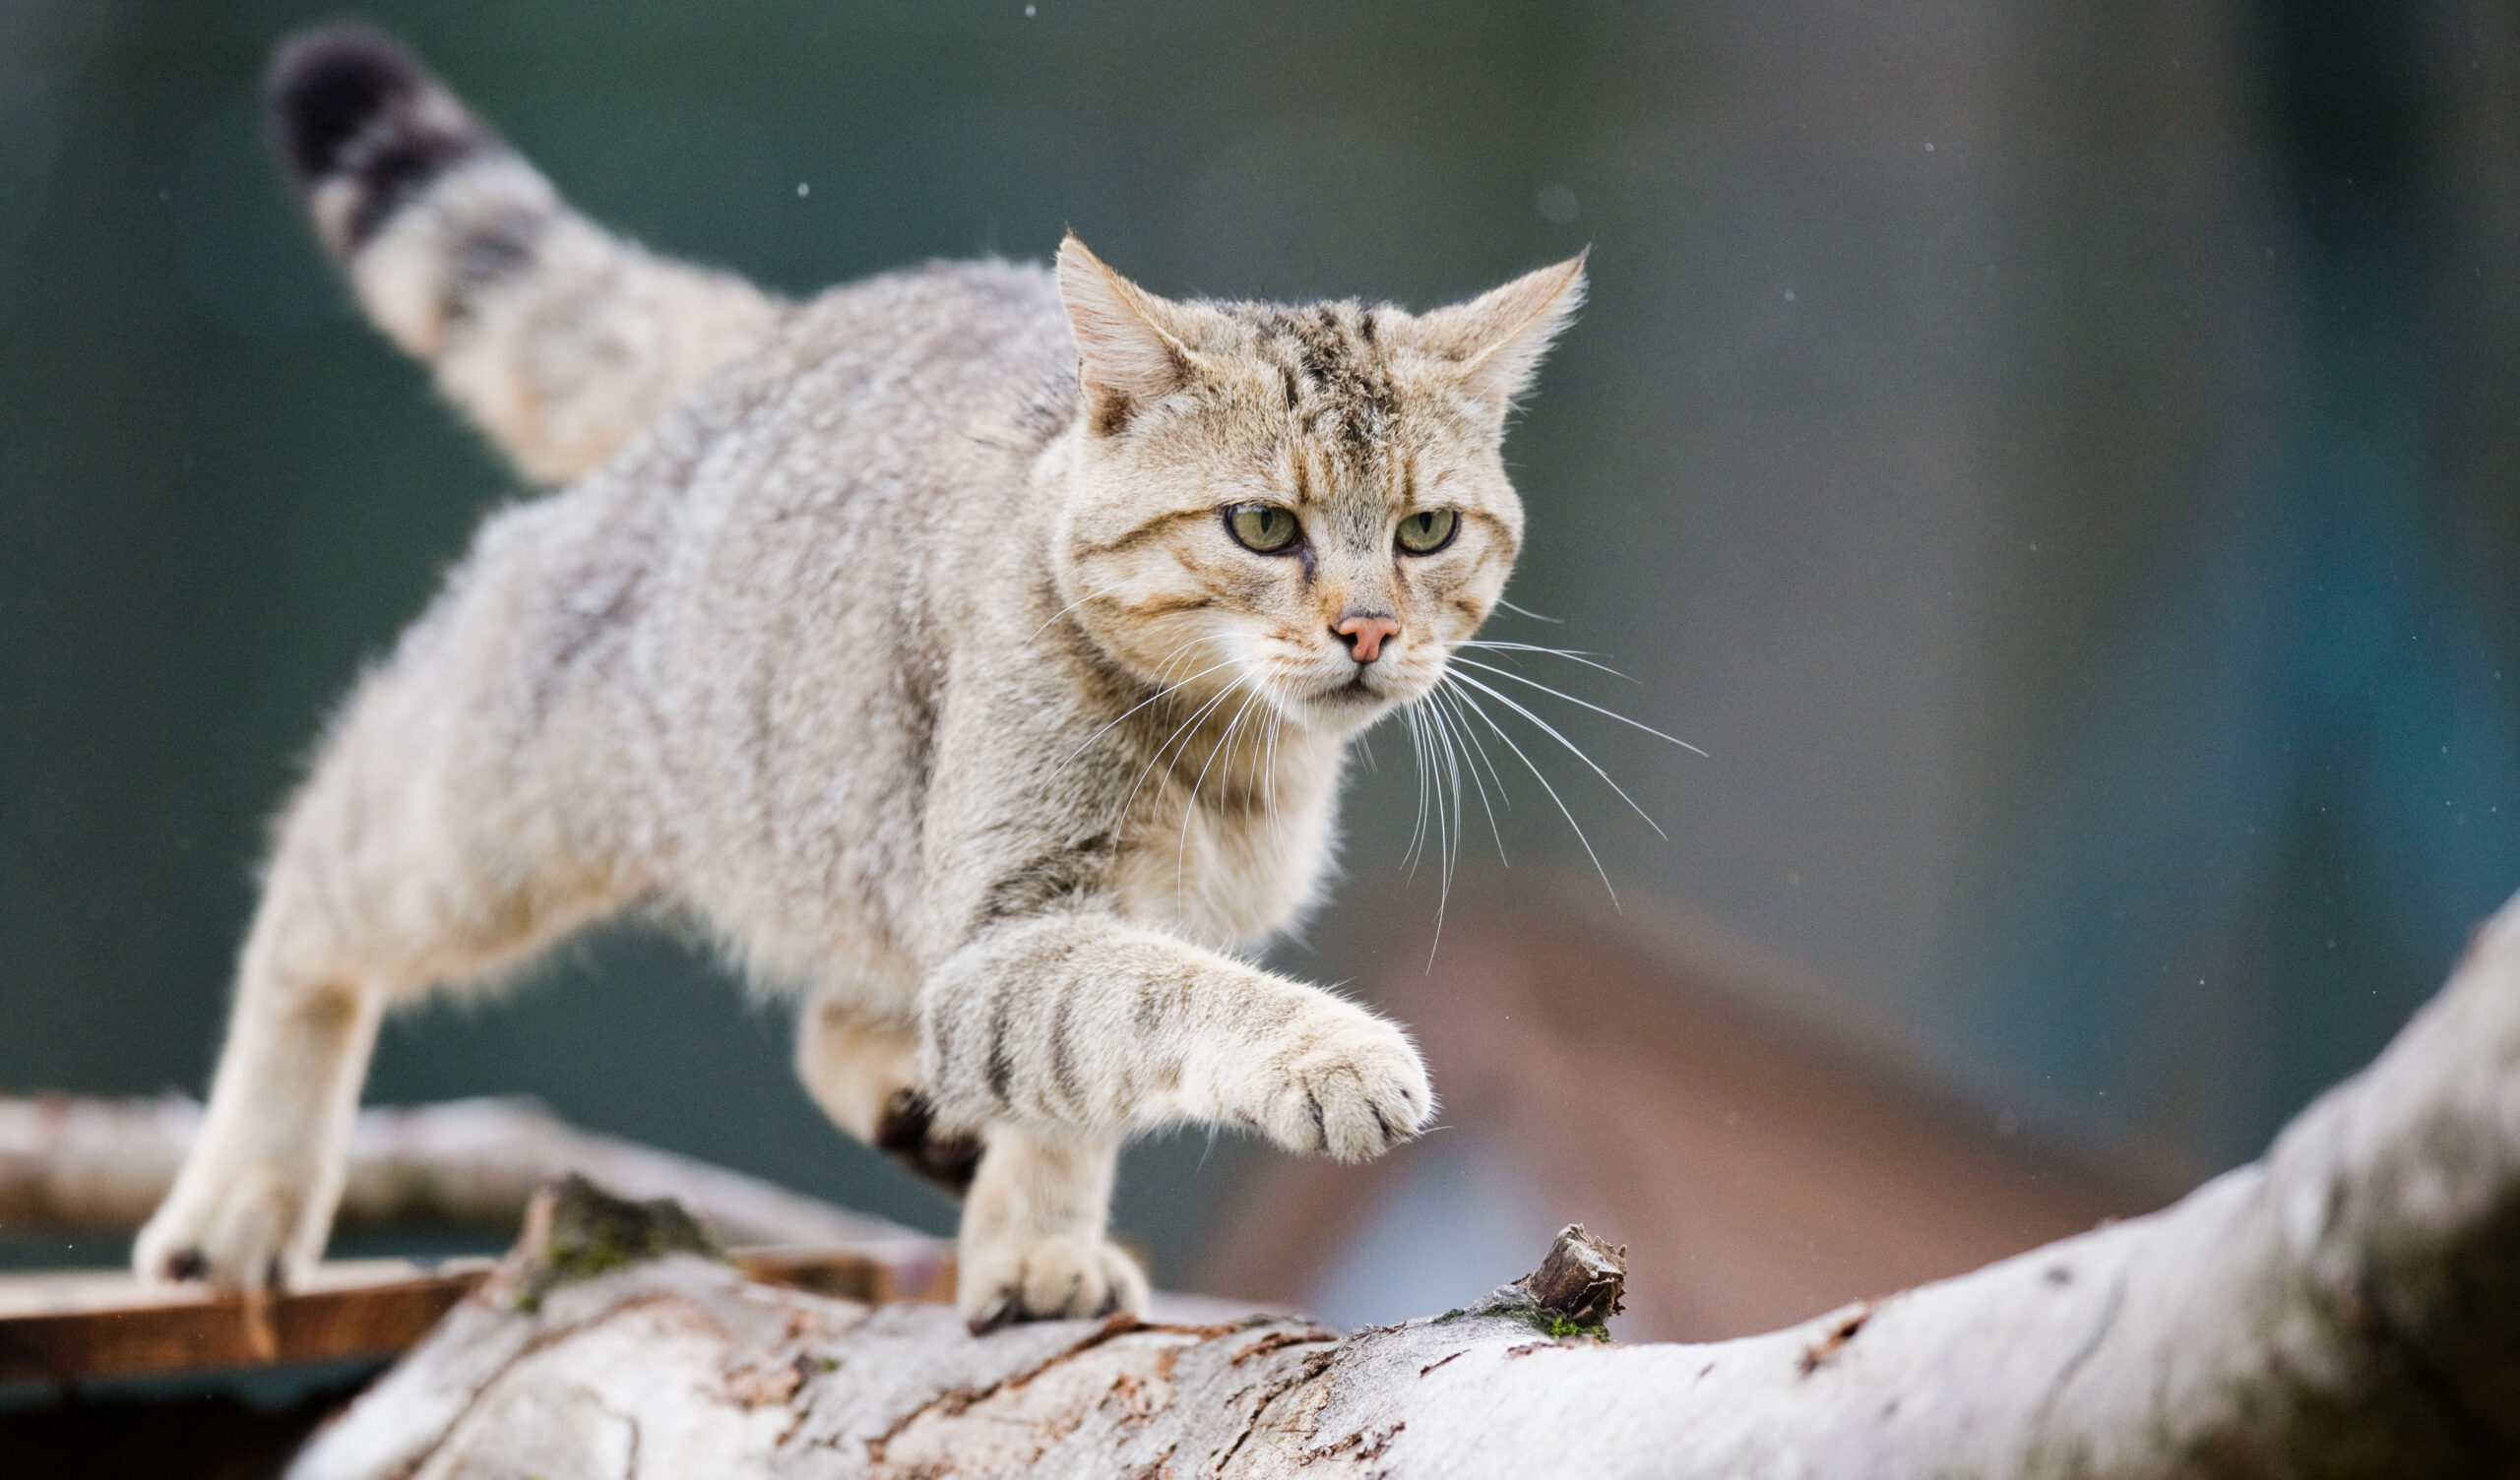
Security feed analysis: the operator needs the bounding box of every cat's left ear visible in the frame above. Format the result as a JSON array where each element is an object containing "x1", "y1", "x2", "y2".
[
  {"x1": 1413, "y1": 252, "x2": 1588, "y2": 423},
  {"x1": 1057, "y1": 234, "x2": 1199, "y2": 435}
]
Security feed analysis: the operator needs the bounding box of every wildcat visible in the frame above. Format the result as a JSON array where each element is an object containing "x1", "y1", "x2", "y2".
[{"x1": 136, "y1": 23, "x2": 1583, "y2": 1329}]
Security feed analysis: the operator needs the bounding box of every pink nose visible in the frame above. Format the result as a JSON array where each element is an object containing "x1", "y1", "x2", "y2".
[{"x1": 1334, "y1": 612, "x2": 1402, "y2": 663}]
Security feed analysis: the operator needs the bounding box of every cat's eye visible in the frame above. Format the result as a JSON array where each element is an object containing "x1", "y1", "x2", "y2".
[
  {"x1": 1395, "y1": 509, "x2": 1459, "y2": 555},
  {"x1": 1226, "y1": 503, "x2": 1302, "y2": 554}
]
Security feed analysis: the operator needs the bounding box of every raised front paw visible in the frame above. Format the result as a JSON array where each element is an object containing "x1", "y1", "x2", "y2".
[
  {"x1": 959, "y1": 1233, "x2": 1150, "y2": 1334},
  {"x1": 1251, "y1": 1002, "x2": 1434, "y2": 1161},
  {"x1": 132, "y1": 1160, "x2": 315, "y2": 1290}
]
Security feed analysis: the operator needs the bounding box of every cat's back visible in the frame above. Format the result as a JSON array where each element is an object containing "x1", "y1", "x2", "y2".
[
  {"x1": 636, "y1": 255, "x2": 1078, "y2": 614},
  {"x1": 635, "y1": 253, "x2": 1081, "y2": 690},
  {"x1": 738, "y1": 255, "x2": 1077, "y2": 488},
  {"x1": 467, "y1": 254, "x2": 1077, "y2": 673}
]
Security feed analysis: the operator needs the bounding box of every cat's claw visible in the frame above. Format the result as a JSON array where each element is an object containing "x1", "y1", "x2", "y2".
[
  {"x1": 959, "y1": 1233, "x2": 1149, "y2": 1333},
  {"x1": 1256, "y1": 1009, "x2": 1434, "y2": 1162}
]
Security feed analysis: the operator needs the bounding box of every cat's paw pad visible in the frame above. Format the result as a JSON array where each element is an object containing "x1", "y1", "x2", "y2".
[
  {"x1": 1257, "y1": 1010, "x2": 1434, "y2": 1161},
  {"x1": 132, "y1": 1161, "x2": 309, "y2": 1291},
  {"x1": 959, "y1": 1234, "x2": 1149, "y2": 1333}
]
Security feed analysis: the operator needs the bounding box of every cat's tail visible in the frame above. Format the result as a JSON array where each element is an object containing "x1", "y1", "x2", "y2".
[{"x1": 266, "y1": 25, "x2": 781, "y2": 484}]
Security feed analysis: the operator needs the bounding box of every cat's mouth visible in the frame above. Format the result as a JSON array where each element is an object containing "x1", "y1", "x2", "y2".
[
  {"x1": 1275, "y1": 655, "x2": 1431, "y2": 722},
  {"x1": 1308, "y1": 668, "x2": 1404, "y2": 710}
]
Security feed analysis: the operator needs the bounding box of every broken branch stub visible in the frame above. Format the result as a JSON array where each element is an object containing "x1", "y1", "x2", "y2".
[
  {"x1": 510, "y1": 1173, "x2": 723, "y2": 1312},
  {"x1": 1516, "y1": 1223, "x2": 1627, "y2": 1329}
]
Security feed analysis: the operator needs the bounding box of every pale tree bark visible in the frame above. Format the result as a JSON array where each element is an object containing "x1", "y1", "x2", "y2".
[
  {"x1": 0, "y1": 1093, "x2": 925, "y2": 1252},
  {"x1": 282, "y1": 890, "x2": 2520, "y2": 1479}
]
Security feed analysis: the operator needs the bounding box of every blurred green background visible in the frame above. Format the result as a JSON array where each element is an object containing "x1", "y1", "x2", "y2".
[{"x1": 10, "y1": 0, "x2": 2520, "y2": 1285}]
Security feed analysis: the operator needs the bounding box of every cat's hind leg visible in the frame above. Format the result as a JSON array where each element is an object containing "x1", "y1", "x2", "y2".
[
  {"x1": 130, "y1": 889, "x2": 385, "y2": 1292},
  {"x1": 135, "y1": 709, "x2": 622, "y2": 1290},
  {"x1": 792, "y1": 999, "x2": 979, "y2": 1196}
]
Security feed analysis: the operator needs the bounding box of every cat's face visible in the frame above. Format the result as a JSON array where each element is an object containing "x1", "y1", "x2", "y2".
[{"x1": 1053, "y1": 240, "x2": 1583, "y2": 735}]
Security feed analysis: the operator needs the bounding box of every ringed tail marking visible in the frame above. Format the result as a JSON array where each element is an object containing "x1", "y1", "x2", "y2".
[{"x1": 268, "y1": 23, "x2": 781, "y2": 484}]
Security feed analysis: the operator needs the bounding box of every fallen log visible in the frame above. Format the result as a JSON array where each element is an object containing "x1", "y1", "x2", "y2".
[{"x1": 288, "y1": 891, "x2": 2520, "y2": 1478}]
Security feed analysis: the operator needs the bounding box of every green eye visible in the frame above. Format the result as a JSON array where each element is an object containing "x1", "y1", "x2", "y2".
[
  {"x1": 1227, "y1": 503, "x2": 1301, "y2": 554},
  {"x1": 1395, "y1": 509, "x2": 1459, "y2": 554}
]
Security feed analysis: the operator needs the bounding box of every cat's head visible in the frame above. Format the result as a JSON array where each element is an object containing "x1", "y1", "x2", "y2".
[{"x1": 1051, "y1": 236, "x2": 1583, "y2": 734}]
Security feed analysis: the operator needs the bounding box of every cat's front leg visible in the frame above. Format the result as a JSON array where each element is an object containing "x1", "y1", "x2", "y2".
[
  {"x1": 920, "y1": 913, "x2": 1429, "y2": 1326},
  {"x1": 955, "y1": 1123, "x2": 1147, "y2": 1330},
  {"x1": 923, "y1": 914, "x2": 1435, "y2": 1165}
]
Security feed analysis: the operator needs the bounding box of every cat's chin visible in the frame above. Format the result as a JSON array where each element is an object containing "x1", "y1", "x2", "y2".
[{"x1": 1287, "y1": 673, "x2": 1408, "y2": 731}]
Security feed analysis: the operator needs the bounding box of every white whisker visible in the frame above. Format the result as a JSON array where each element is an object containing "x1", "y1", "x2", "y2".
[
  {"x1": 1428, "y1": 687, "x2": 1506, "y2": 867},
  {"x1": 1400, "y1": 706, "x2": 1433, "y2": 881},
  {"x1": 1418, "y1": 695, "x2": 1469, "y2": 968},
  {"x1": 1053, "y1": 641, "x2": 1238, "y2": 774},
  {"x1": 1443, "y1": 678, "x2": 1619, "y2": 905},
  {"x1": 1116, "y1": 672, "x2": 1247, "y2": 832},
  {"x1": 1263, "y1": 707, "x2": 1286, "y2": 830},
  {"x1": 1178, "y1": 685, "x2": 1262, "y2": 898},
  {"x1": 1448, "y1": 656, "x2": 1707, "y2": 757},
  {"x1": 1458, "y1": 640, "x2": 1635, "y2": 683},
  {"x1": 1020, "y1": 582, "x2": 1127, "y2": 648},
  {"x1": 1447, "y1": 670, "x2": 1669, "y2": 838},
  {"x1": 1435, "y1": 683, "x2": 1514, "y2": 829}
]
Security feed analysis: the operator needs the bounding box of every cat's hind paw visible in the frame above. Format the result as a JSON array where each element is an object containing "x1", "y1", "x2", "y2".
[
  {"x1": 959, "y1": 1233, "x2": 1150, "y2": 1333},
  {"x1": 874, "y1": 1088, "x2": 984, "y2": 1197},
  {"x1": 132, "y1": 1160, "x2": 312, "y2": 1291}
]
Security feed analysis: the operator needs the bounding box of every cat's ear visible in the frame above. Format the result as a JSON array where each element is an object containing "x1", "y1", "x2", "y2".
[
  {"x1": 1413, "y1": 252, "x2": 1588, "y2": 421},
  {"x1": 1057, "y1": 235, "x2": 1197, "y2": 434}
]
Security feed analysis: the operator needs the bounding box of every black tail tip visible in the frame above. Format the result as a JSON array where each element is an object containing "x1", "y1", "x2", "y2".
[
  {"x1": 266, "y1": 23, "x2": 497, "y2": 247},
  {"x1": 266, "y1": 24, "x2": 435, "y2": 186}
]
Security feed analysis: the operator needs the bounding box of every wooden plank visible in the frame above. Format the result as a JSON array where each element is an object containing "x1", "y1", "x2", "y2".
[
  {"x1": 0, "y1": 1244, "x2": 952, "y2": 1385},
  {"x1": 0, "y1": 1260, "x2": 493, "y2": 1384}
]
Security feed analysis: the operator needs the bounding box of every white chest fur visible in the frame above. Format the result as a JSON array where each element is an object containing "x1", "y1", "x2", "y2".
[{"x1": 1112, "y1": 733, "x2": 1347, "y2": 953}]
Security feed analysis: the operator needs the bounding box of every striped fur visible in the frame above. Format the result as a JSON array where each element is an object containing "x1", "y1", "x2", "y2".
[{"x1": 139, "y1": 26, "x2": 1583, "y2": 1329}]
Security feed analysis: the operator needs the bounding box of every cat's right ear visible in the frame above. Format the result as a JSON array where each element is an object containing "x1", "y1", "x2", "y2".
[
  {"x1": 1057, "y1": 235, "x2": 1195, "y2": 435},
  {"x1": 1411, "y1": 253, "x2": 1588, "y2": 428}
]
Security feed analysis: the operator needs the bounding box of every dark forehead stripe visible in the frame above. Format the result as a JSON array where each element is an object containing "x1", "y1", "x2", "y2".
[{"x1": 1240, "y1": 303, "x2": 1400, "y2": 459}]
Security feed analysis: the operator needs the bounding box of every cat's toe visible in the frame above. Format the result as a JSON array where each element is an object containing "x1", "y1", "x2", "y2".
[
  {"x1": 1258, "y1": 1012, "x2": 1434, "y2": 1161},
  {"x1": 960, "y1": 1234, "x2": 1149, "y2": 1333}
]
